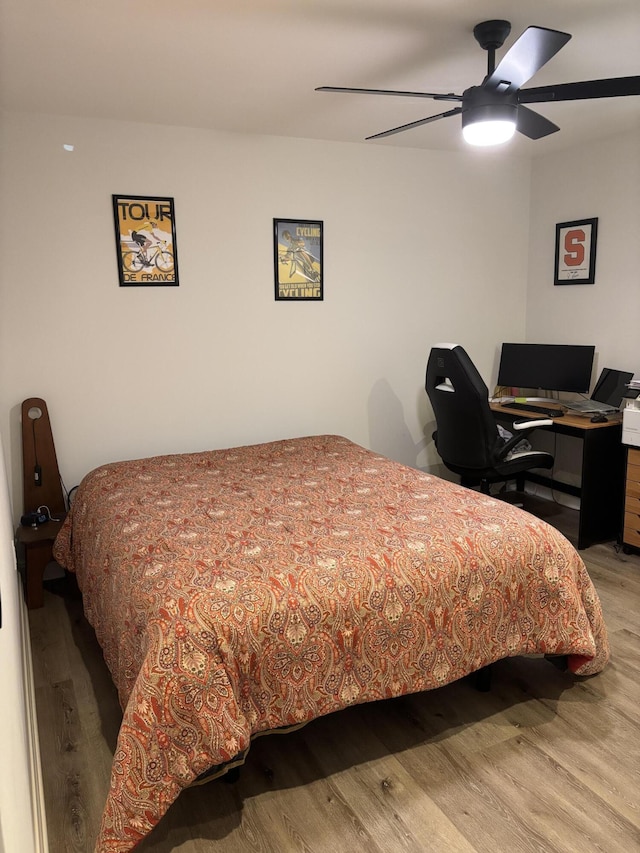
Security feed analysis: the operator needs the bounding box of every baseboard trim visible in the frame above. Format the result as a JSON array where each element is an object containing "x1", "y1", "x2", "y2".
[{"x1": 20, "y1": 595, "x2": 49, "y2": 853}]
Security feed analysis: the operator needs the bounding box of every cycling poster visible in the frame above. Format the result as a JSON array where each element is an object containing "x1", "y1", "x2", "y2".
[
  {"x1": 273, "y1": 218, "x2": 323, "y2": 300},
  {"x1": 112, "y1": 194, "x2": 179, "y2": 287}
]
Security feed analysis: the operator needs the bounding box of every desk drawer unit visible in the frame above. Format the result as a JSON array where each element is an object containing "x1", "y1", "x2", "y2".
[{"x1": 623, "y1": 449, "x2": 640, "y2": 549}]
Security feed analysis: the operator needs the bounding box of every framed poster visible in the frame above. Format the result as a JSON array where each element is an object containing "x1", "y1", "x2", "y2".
[
  {"x1": 274, "y1": 218, "x2": 323, "y2": 300},
  {"x1": 112, "y1": 195, "x2": 179, "y2": 287},
  {"x1": 554, "y1": 217, "x2": 598, "y2": 285}
]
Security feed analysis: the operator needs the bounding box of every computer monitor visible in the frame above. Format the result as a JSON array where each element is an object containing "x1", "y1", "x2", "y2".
[{"x1": 497, "y1": 343, "x2": 595, "y2": 394}]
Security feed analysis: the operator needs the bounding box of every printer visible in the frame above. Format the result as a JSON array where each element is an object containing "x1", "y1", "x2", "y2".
[{"x1": 622, "y1": 401, "x2": 640, "y2": 447}]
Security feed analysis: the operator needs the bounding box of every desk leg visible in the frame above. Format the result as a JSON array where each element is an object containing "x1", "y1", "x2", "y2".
[
  {"x1": 578, "y1": 426, "x2": 625, "y2": 550},
  {"x1": 24, "y1": 541, "x2": 52, "y2": 609}
]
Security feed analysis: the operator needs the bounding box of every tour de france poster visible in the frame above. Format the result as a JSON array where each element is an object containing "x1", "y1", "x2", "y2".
[
  {"x1": 112, "y1": 194, "x2": 179, "y2": 287},
  {"x1": 273, "y1": 218, "x2": 323, "y2": 300}
]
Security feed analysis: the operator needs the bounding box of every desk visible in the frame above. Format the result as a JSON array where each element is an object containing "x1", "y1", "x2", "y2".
[{"x1": 491, "y1": 403, "x2": 625, "y2": 550}]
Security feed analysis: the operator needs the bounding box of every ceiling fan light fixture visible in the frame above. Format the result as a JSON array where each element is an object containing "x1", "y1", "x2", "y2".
[
  {"x1": 463, "y1": 118, "x2": 516, "y2": 146},
  {"x1": 462, "y1": 102, "x2": 517, "y2": 146},
  {"x1": 318, "y1": 22, "x2": 640, "y2": 147}
]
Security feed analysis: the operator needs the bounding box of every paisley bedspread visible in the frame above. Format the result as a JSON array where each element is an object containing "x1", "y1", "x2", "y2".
[{"x1": 53, "y1": 435, "x2": 609, "y2": 852}]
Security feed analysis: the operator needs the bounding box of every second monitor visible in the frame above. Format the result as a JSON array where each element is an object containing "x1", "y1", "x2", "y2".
[{"x1": 497, "y1": 343, "x2": 595, "y2": 394}]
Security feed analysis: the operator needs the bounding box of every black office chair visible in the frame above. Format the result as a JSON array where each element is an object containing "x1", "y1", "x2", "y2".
[{"x1": 425, "y1": 343, "x2": 554, "y2": 494}]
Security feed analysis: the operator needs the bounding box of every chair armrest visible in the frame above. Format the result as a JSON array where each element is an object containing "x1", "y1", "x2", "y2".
[
  {"x1": 496, "y1": 418, "x2": 553, "y2": 461},
  {"x1": 512, "y1": 418, "x2": 553, "y2": 431}
]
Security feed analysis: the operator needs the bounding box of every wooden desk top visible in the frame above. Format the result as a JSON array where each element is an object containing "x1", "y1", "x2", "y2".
[{"x1": 490, "y1": 402, "x2": 623, "y2": 431}]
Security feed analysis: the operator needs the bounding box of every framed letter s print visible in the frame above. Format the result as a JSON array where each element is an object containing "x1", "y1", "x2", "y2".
[{"x1": 554, "y1": 217, "x2": 598, "y2": 285}]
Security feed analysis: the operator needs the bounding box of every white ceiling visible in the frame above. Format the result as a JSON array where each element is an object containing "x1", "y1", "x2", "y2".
[{"x1": 1, "y1": 0, "x2": 639, "y2": 158}]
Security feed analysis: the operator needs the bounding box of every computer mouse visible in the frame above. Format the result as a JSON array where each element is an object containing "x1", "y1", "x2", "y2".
[{"x1": 591, "y1": 414, "x2": 608, "y2": 423}]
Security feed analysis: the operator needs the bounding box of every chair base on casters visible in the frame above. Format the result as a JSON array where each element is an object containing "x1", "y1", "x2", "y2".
[{"x1": 460, "y1": 473, "x2": 527, "y2": 496}]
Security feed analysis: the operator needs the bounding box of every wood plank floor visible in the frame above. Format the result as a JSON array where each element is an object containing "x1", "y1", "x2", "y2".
[{"x1": 28, "y1": 497, "x2": 640, "y2": 853}]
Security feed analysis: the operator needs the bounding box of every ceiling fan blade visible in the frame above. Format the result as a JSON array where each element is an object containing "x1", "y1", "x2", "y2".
[
  {"x1": 519, "y1": 76, "x2": 640, "y2": 103},
  {"x1": 316, "y1": 86, "x2": 462, "y2": 102},
  {"x1": 365, "y1": 107, "x2": 462, "y2": 140},
  {"x1": 516, "y1": 105, "x2": 560, "y2": 139},
  {"x1": 485, "y1": 26, "x2": 571, "y2": 93}
]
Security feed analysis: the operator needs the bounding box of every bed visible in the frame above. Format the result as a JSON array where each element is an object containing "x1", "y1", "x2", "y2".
[{"x1": 52, "y1": 434, "x2": 610, "y2": 853}]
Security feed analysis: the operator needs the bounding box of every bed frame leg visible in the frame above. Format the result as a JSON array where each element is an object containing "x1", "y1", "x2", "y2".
[
  {"x1": 474, "y1": 664, "x2": 492, "y2": 692},
  {"x1": 221, "y1": 766, "x2": 241, "y2": 784}
]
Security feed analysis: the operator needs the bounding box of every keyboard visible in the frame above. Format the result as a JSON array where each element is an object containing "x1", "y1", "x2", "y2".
[{"x1": 499, "y1": 402, "x2": 564, "y2": 418}]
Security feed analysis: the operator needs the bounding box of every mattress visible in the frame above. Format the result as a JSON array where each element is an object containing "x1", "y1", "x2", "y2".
[{"x1": 53, "y1": 435, "x2": 609, "y2": 852}]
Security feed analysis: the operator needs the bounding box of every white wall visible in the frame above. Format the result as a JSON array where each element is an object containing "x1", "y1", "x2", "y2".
[
  {"x1": 0, "y1": 113, "x2": 532, "y2": 517},
  {"x1": 0, "y1": 433, "x2": 48, "y2": 853},
  {"x1": 527, "y1": 128, "x2": 640, "y2": 372}
]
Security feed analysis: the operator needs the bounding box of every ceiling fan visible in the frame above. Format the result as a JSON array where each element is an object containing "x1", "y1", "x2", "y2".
[{"x1": 316, "y1": 20, "x2": 640, "y2": 146}]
